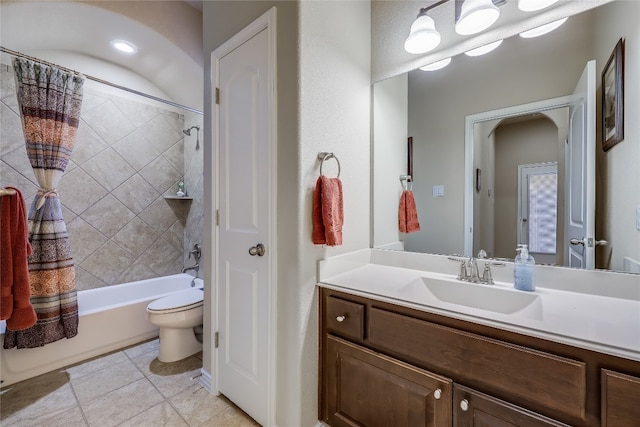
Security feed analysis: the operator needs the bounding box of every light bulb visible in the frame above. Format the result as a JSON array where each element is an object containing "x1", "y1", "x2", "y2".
[
  {"x1": 420, "y1": 58, "x2": 452, "y2": 71},
  {"x1": 404, "y1": 14, "x2": 441, "y2": 54},
  {"x1": 455, "y1": 0, "x2": 500, "y2": 36},
  {"x1": 464, "y1": 39, "x2": 503, "y2": 57},
  {"x1": 519, "y1": 18, "x2": 567, "y2": 38}
]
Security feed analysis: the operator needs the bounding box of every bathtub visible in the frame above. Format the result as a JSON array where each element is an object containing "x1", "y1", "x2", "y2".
[{"x1": 0, "y1": 273, "x2": 203, "y2": 388}]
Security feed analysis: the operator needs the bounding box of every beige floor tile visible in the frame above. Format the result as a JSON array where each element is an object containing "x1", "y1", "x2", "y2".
[
  {"x1": 28, "y1": 405, "x2": 88, "y2": 427},
  {"x1": 132, "y1": 352, "x2": 202, "y2": 399},
  {"x1": 0, "y1": 370, "x2": 78, "y2": 426},
  {"x1": 117, "y1": 401, "x2": 188, "y2": 427},
  {"x1": 81, "y1": 378, "x2": 164, "y2": 427},
  {"x1": 65, "y1": 350, "x2": 129, "y2": 380},
  {"x1": 169, "y1": 384, "x2": 229, "y2": 426},
  {"x1": 123, "y1": 338, "x2": 159, "y2": 359},
  {"x1": 71, "y1": 359, "x2": 144, "y2": 404},
  {"x1": 200, "y1": 404, "x2": 260, "y2": 427}
]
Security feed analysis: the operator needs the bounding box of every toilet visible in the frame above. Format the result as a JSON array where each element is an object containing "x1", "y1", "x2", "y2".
[{"x1": 146, "y1": 289, "x2": 204, "y2": 363}]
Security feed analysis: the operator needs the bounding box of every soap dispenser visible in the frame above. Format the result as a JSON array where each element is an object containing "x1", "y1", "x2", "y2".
[{"x1": 514, "y1": 244, "x2": 535, "y2": 291}]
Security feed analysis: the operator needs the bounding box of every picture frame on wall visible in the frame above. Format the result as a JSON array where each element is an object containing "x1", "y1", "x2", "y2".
[{"x1": 602, "y1": 38, "x2": 624, "y2": 152}]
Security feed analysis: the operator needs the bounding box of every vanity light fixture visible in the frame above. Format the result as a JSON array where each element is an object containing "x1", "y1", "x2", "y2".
[
  {"x1": 464, "y1": 39, "x2": 503, "y2": 56},
  {"x1": 420, "y1": 57, "x2": 452, "y2": 71},
  {"x1": 405, "y1": 0, "x2": 506, "y2": 55},
  {"x1": 519, "y1": 17, "x2": 568, "y2": 38},
  {"x1": 110, "y1": 39, "x2": 137, "y2": 54},
  {"x1": 455, "y1": 0, "x2": 501, "y2": 36},
  {"x1": 518, "y1": 0, "x2": 559, "y2": 12},
  {"x1": 404, "y1": 7, "x2": 442, "y2": 54}
]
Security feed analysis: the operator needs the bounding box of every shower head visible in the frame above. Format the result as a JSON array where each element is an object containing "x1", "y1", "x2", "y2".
[{"x1": 183, "y1": 125, "x2": 200, "y2": 136}]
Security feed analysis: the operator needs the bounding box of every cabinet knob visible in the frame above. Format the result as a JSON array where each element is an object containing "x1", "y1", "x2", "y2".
[
  {"x1": 336, "y1": 315, "x2": 346, "y2": 322},
  {"x1": 460, "y1": 399, "x2": 469, "y2": 412},
  {"x1": 433, "y1": 388, "x2": 442, "y2": 400}
]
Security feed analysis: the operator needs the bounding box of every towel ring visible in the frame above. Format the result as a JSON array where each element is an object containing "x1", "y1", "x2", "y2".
[{"x1": 318, "y1": 152, "x2": 341, "y2": 178}]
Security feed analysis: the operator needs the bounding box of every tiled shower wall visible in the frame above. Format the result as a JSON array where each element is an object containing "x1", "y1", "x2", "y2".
[{"x1": 0, "y1": 63, "x2": 204, "y2": 290}]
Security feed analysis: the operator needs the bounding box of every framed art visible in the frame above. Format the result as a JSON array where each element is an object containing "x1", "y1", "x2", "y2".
[{"x1": 602, "y1": 38, "x2": 624, "y2": 152}]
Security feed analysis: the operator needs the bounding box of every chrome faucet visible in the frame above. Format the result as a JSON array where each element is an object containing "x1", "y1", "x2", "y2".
[
  {"x1": 182, "y1": 244, "x2": 201, "y2": 275},
  {"x1": 448, "y1": 251, "x2": 505, "y2": 285},
  {"x1": 182, "y1": 263, "x2": 199, "y2": 274}
]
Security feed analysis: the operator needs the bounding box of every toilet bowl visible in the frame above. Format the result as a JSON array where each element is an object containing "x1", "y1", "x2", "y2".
[{"x1": 146, "y1": 289, "x2": 204, "y2": 363}]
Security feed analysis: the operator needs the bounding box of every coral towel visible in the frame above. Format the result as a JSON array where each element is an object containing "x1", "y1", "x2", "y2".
[
  {"x1": 399, "y1": 190, "x2": 421, "y2": 233},
  {"x1": 0, "y1": 187, "x2": 37, "y2": 330},
  {"x1": 313, "y1": 176, "x2": 344, "y2": 246}
]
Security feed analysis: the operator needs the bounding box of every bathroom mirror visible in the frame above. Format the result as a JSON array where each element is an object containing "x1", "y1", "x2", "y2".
[{"x1": 372, "y1": 0, "x2": 640, "y2": 274}]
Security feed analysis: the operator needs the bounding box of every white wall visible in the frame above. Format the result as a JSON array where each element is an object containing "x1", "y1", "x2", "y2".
[
  {"x1": 593, "y1": 1, "x2": 640, "y2": 272},
  {"x1": 203, "y1": 2, "x2": 371, "y2": 425},
  {"x1": 373, "y1": 73, "x2": 408, "y2": 249}
]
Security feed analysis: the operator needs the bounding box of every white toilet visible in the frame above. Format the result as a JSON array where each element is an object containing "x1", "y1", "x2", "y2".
[{"x1": 146, "y1": 289, "x2": 204, "y2": 363}]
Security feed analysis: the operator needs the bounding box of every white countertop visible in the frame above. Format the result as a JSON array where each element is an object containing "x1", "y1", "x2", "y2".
[{"x1": 318, "y1": 249, "x2": 640, "y2": 362}]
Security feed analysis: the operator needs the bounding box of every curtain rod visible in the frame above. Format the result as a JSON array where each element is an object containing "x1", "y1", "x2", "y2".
[{"x1": 0, "y1": 46, "x2": 203, "y2": 115}]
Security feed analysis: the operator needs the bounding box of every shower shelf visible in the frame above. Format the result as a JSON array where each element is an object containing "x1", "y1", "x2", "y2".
[{"x1": 163, "y1": 195, "x2": 193, "y2": 200}]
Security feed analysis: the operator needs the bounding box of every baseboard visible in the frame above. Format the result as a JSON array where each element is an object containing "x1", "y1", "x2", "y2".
[{"x1": 199, "y1": 368, "x2": 213, "y2": 393}]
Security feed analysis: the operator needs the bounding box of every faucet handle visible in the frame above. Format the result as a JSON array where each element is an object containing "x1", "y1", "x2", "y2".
[
  {"x1": 448, "y1": 256, "x2": 468, "y2": 280},
  {"x1": 189, "y1": 244, "x2": 202, "y2": 260},
  {"x1": 481, "y1": 261, "x2": 505, "y2": 285}
]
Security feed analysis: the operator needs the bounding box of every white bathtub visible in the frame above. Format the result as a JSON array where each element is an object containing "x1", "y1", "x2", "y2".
[{"x1": 0, "y1": 273, "x2": 203, "y2": 387}]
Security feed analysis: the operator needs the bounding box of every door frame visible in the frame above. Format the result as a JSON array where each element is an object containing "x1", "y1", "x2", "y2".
[
  {"x1": 464, "y1": 94, "x2": 575, "y2": 257},
  {"x1": 210, "y1": 7, "x2": 278, "y2": 426}
]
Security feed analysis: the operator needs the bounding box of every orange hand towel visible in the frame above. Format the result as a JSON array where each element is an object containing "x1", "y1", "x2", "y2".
[
  {"x1": 399, "y1": 190, "x2": 420, "y2": 233},
  {"x1": 0, "y1": 187, "x2": 37, "y2": 331},
  {"x1": 312, "y1": 176, "x2": 344, "y2": 246}
]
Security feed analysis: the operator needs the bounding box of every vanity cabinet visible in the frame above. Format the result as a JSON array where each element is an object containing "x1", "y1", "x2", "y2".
[{"x1": 319, "y1": 288, "x2": 640, "y2": 427}]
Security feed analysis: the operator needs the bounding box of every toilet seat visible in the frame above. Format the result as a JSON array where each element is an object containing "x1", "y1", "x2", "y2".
[{"x1": 147, "y1": 290, "x2": 203, "y2": 314}]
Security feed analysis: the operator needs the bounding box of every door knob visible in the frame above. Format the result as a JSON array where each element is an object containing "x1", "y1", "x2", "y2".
[
  {"x1": 460, "y1": 399, "x2": 469, "y2": 411},
  {"x1": 571, "y1": 238, "x2": 608, "y2": 247},
  {"x1": 248, "y1": 243, "x2": 266, "y2": 256}
]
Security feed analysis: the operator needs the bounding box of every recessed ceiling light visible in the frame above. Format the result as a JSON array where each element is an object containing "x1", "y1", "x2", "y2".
[
  {"x1": 420, "y1": 57, "x2": 452, "y2": 71},
  {"x1": 464, "y1": 39, "x2": 503, "y2": 57},
  {"x1": 110, "y1": 40, "x2": 137, "y2": 54},
  {"x1": 519, "y1": 18, "x2": 568, "y2": 38}
]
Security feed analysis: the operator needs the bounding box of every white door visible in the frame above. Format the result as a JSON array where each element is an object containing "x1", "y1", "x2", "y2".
[
  {"x1": 214, "y1": 9, "x2": 276, "y2": 426},
  {"x1": 518, "y1": 163, "x2": 558, "y2": 265},
  {"x1": 565, "y1": 60, "x2": 596, "y2": 269}
]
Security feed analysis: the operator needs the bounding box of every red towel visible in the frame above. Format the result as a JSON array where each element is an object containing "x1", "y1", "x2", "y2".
[
  {"x1": 399, "y1": 190, "x2": 420, "y2": 233},
  {"x1": 312, "y1": 176, "x2": 343, "y2": 246},
  {"x1": 1, "y1": 187, "x2": 37, "y2": 330}
]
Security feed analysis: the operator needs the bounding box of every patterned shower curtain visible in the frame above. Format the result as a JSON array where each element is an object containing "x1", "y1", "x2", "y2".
[{"x1": 3, "y1": 57, "x2": 84, "y2": 349}]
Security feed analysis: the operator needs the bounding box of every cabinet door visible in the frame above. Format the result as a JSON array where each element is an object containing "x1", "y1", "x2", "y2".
[
  {"x1": 325, "y1": 335, "x2": 452, "y2": 427},
  {"x1": 601, "y1": 369, "x2": 640, "y2": 426},
  {"x1": 453, "y1": 384, "x2": 569, "y2": 427}
]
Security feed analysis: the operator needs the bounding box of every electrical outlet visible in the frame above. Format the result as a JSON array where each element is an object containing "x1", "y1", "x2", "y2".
[{"x1": 432, "y1": 185, "x2": 444, "y2": 197}]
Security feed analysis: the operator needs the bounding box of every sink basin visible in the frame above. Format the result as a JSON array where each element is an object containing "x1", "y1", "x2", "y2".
[{"x1": 402, "y1": 277, "x2": 543, "y2": 320}]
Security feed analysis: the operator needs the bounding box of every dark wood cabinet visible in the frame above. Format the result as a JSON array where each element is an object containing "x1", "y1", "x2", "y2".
[
  {"x1": 325, "y1": 335, "x2": 452, "y2": 426},
  {"x1": 453, "y1": 384, "x2": 568, "y2": 427},
  {"x1": 601, "y1": 369, "x2": 640, "y2": 426},
  {"x1": 319, "y1": 288, "x2": 640, "y2": 427}
]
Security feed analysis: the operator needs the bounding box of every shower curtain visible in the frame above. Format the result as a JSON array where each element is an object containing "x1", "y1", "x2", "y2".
[{"x1": 3, "y1": 57, "x2": 84, "y2": 349}]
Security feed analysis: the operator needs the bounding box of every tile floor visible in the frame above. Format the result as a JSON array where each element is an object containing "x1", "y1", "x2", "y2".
[{"x1": 0, "y1": 339, "x2": 260, "y2": 426}]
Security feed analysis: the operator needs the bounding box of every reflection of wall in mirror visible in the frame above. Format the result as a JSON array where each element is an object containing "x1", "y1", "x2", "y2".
[
  {"x1": 373, "y1": 73, "x2": 408, "y2": 250},
  {"x1": 373, "y1": 0, "x2": 639, "y2": 273}
]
